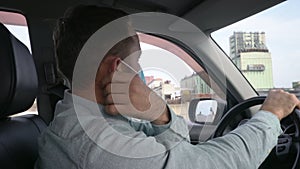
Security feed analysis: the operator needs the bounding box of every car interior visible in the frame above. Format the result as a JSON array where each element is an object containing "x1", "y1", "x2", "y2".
[{"x1": 0, "y1": 0, "x2": 299, "y2": 169}]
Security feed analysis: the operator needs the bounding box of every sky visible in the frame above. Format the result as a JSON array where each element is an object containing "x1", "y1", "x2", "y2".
[
  {"x1": 6, "y1": 0, "x2": 299, "y2": 88},
  {"x1": 212, "y1": 0, "x2": 300, "y2": 88},
  {"x1": 139, "y1": 43, "x2": 193, "y2": 87}
]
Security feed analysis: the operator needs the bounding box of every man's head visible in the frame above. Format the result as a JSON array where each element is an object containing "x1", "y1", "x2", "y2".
[{"x1": 54, "y1": 5, "x2": 141, "y2": 88}]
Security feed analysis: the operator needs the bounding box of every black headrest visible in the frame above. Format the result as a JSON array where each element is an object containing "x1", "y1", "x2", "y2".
[{"x1": 0, "y1": 23, "x2": 38, "y2": 118}]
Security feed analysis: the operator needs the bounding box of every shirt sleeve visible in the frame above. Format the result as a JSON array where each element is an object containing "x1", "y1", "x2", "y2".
[
  {"x1": 128, "y1": 106, "x2": 189, "y2": 139},
  {"x1": 190, "y1": 110, "x2": 283, "y2": 169},
  {"x1": 125, "y1": 110, "x2": 281, "y2": 169},
  {"x1": 83, "y1": 109, "x2": 282, "y2": 169}
]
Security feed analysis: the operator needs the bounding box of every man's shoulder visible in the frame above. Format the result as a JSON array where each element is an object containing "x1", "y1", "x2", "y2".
[
  {"x1": 47, "y1": 106, "x2": 86, "y2": 140},
  {"x1": 47, "y1": 91, "x2": 93, "y2": 138}
]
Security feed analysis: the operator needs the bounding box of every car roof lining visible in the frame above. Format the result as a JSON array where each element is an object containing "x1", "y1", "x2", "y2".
[
  {"x1": 0, "y1": 0, "x2": 285, "y2": 33},
  {"x1": 182, "y1": 0, "x2": 285, "y2": 33}
]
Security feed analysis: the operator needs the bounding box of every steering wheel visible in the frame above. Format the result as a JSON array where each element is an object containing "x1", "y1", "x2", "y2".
[{"x1": 212, "y1": 96, "x2": 300, "y2": 169}]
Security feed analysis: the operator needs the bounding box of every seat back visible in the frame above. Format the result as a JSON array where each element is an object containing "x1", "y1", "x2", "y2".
[{"x1": 0, "y1": 23, "x2": 47, "y2": 169}]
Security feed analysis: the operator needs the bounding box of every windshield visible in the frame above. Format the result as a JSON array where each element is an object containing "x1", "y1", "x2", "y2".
[{"x1": 212, "y1": 0, "x2": 300, "y2": 96}]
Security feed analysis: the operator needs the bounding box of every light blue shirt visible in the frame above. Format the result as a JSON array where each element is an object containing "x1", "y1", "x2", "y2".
[{"x1": 35, "y1": 91, "x2": 282, "y2": 169}]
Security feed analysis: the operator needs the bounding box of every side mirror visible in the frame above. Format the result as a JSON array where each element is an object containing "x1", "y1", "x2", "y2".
[{"x1": 189, "y1": 98, "x2": 225, "y2": 124}]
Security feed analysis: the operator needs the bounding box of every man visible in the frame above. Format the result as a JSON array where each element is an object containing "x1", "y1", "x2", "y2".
[{"x1": 35, "y1": 5, "x2": 300, "y2": 169}]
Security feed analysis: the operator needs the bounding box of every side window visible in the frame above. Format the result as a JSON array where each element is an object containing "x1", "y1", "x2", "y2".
[
  {"x1": 0, "y1": 11, "x2": 31, "y2": 51},
  {"x1": 138, "y1": 33, "x2": 225, "y2": 123},
  {"x1": 0, "y1": 11, "x2": 37, "y2": 115},
  {"x1": 212, "y1": 1, "x2": 300, "y2": 99}
]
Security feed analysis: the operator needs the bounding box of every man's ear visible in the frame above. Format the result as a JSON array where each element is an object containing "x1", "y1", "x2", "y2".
[{"x1": 108, "y1": 56, "x2": 121, "y2": 72}]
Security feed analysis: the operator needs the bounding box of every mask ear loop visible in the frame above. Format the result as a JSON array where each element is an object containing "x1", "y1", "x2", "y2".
[
  {"x1": 118, "y1": 60, "x2": 146, "y2": 84},
  {"x1": 118, "y1": 60, "x2": 138, "y2": 73}
]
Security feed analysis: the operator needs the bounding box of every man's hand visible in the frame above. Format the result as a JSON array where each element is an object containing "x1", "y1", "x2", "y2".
[
  {"x1": 260, "y1": 89, "x2": 300, "y2": 120},
  {"x1": 101, "y1": 71, "x2": 170, "y2": 125}
]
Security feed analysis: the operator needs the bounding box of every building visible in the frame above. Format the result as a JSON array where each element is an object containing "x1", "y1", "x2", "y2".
[
  {"x1": 147, "y1": 77, "x2": 162, "y2": 89},
  {"x1": 145, "y1": 76, "x2": 154, "y2": 85},
  {"x1": 230, "y1": 32, "x2": 267, "y2": 59},
  {"x1": 293, "y1": 81, "x2": 300, "y2": 89},
  {"x1": 230, "y1": 32, "x2": 274, "y2": 90},
  {"x1": 180, "y1": 73, "x2": 212, "y2": 96},
  {"x1": 238, "y1": 50, "x2": 274, "y2": 90},
  {"x1": 147, "y1": 77, "x2": 180, "y2": 101}
]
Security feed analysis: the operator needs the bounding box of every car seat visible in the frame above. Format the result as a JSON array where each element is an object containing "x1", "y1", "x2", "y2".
[{"x1": 0, "y1": 23, "x2": 47, "y2": 169}]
